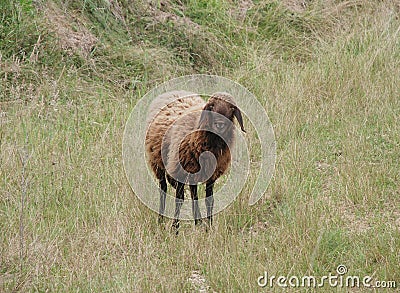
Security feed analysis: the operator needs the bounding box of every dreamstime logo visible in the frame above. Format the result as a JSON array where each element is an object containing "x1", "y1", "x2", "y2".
[
  {"x1": 122, "y1": 75, "x2": 276, "y2": 219},
  {"x1": 257, "y1": 265, "x2": 397, "y2": 289}
]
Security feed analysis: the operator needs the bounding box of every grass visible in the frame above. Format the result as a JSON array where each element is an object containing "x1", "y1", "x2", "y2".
[{"x1": 1, "y1": 0, "x2": 399, "y2": 291}]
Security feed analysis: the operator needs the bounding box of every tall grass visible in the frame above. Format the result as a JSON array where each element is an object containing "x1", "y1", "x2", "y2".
[{"x1": 1, "y1": 0, "x2": 399, "y2": 291}]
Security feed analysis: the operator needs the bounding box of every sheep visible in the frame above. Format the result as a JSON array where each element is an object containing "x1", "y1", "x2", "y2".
[{"x1": 145, "y1": 90, "x2": 245, "y2": 231}]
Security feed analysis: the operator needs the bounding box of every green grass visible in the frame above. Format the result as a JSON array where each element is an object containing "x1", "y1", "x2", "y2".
[{"x1": 1, "y1": 0, "x2": 399, "y2": 292}]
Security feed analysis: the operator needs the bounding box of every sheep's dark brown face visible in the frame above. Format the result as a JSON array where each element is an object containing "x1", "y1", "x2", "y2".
[
  {"x1": 198, "y1": 95, "x2": 245, "y2": 137},
  {"x1": 209, "y1": 100, "x2": 235, "y2": 135}
]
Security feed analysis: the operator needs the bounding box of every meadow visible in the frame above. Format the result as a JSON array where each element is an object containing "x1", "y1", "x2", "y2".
[{"x1": 1, "y1": 0, "x2": 399, "y2": 291}]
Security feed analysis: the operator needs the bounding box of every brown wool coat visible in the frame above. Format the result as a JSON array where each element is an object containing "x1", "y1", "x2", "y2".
[{"x1": 145, "y1": 91, "x2": 236, "y2": 185}]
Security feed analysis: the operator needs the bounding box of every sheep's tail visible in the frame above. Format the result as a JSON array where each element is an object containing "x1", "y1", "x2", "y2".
[{"x1": 166, "y1": 174, "x2": 178, "y2": 189}]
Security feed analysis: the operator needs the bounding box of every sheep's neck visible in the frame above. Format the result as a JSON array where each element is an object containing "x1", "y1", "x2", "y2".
[
  {"x1": 204, "y1": 132, "x2": 228, "y2": 149},
  {"x1": 177, "y1": 130, "x2": 232, "y2": 182}
]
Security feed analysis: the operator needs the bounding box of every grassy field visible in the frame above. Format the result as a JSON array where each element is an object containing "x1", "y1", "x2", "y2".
[{"x1": 1, "y1": 0, "x2": 399, "y2": 291}]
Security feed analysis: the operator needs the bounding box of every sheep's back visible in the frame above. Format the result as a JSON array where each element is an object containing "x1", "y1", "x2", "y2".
[{"x1": 145, "y1": 91, "x2": 205, "y2": 177}]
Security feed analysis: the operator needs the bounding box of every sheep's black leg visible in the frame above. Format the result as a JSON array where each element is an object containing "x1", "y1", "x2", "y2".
[
  {"x1": 205, "y1": 181, "x2": 215, "y2": 226},
  {"x1": 190, "y1": 185, "x2": 202, "y2": 225},
  {"x1": 158, "y1": 170, "x2": 167, "y2": 225},
  {"x1": 172, "y1": 182, "x2": 184, "y2": 233}
]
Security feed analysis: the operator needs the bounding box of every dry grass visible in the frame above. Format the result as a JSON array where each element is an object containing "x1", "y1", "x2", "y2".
[
  {"x1": 43, "y1": 2, "x2": 98, "y2": 58},
  {"x1": 1, "y1": 0, "x2": 399, "y2": 292}
]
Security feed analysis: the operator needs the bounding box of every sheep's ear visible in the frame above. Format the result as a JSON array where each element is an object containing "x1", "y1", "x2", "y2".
[
  {"x1": 233, "y1": 106, "x2": 246, "y2": 132},
  {"x1": 198, "y1": 103, "x2": 213, "y2": 129}
]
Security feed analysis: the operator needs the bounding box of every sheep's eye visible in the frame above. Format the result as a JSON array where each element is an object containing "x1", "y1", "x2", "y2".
[{"x1": 215, "y1": 122, "x2": 226, "y2": 129}]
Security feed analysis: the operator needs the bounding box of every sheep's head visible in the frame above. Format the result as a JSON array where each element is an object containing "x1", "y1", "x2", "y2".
[{"x1": 198, "y1": 92, "x2": 246, "y2": 137}]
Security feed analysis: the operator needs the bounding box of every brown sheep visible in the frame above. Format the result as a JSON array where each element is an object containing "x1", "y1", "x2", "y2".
[{"x1": 145, "y1": 90, "x2": 245, "y2": 232}]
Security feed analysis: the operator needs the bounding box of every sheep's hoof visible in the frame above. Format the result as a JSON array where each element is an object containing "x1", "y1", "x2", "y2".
[
  {"x1": 196, "y1": 218, "x2": 212, "y2": 232},
  {"x1": 205, "y1": 218, "x2": 213, "y2": 232},
  {"x1": 172, "y1": 220, "x2": 180, "y2": 235},
  {"x1": 158, "y1": 215, "x2": 164, "y2": 225}
]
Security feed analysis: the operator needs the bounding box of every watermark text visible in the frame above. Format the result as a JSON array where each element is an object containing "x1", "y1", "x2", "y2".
[{"x1": 257, "y1": 265, "x2": 397, "y2": 289}]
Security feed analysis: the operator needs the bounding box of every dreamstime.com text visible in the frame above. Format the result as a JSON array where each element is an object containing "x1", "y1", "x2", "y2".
[{"x1": 257, "y1": 265, "x2": 397, "y2": 289}]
